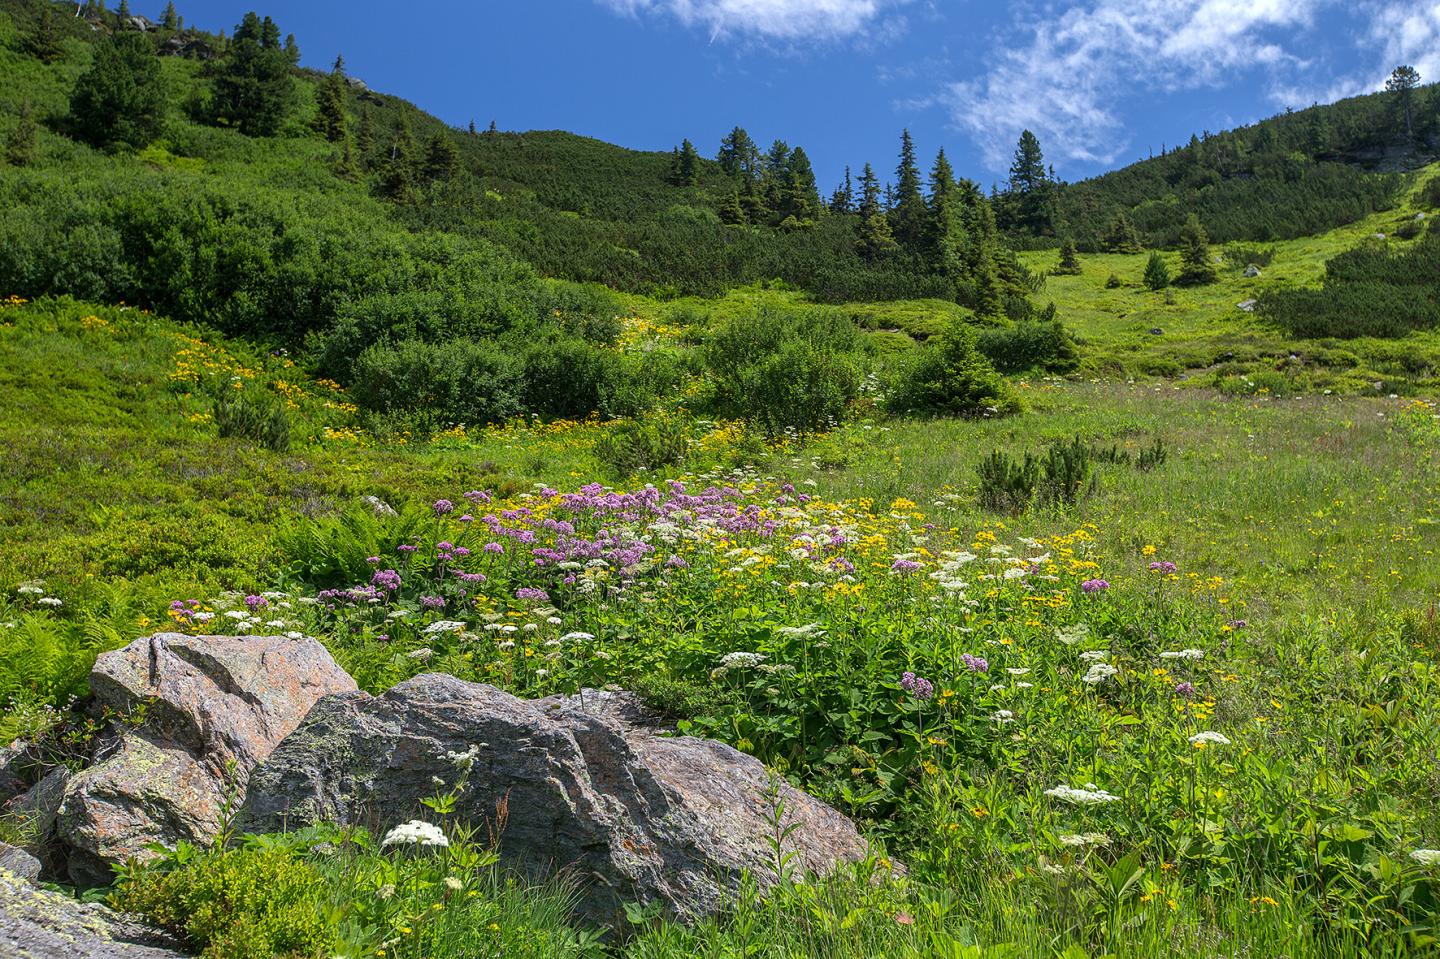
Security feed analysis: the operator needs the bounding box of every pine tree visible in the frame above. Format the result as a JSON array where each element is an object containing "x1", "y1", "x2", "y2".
[
  {"x1": 857, "y1": 163, "x2": 897, "y2": 261},
  {"x1": 1144, "y1": 252, "x2": 1170, "y2": 291},
  {"x1": 857, "y1": 163, "x2": 882, "y2": 219},
  {"x1": 926, "y1": 148, "x2": 965, "y2": 273},
  {"x1": 487, "y1": 120, "x2": 497, "y2": 134},
  {"x1": 717, "y1": 126, "x2": 759, "y2": 179},
  {"x1": 1054, "y1": 238, "x2": 1082, "y2": 275},
  {"x1": 1176, "y1": 213, "x2": 1216, "y2": 285},
  {"x1": 211, "y1": 13, "x2": 295, "y2": 136},
  {"x1": 23, "y1": 5, "x2": 64, "y2": 63},
  {"x1": 116, "y1": 0, "x2": 130, "y2": 20},
  {"x1": 333, "y1": 134, "x2": 358, "y2": 181},
  {"x1": 890, "y1": 129, "x2": 927, "y2": 249},
  {"x1": 718, "y1": 189, "x2": 746, "y2": 225},
  {"x1": 829, "y1": 166, "x2": 853, "y2": 214},
  {"x1": 779, "y1": 146, "x2": 821, "y2": 223},
  {"x1": 160, "y1": 2, "x2": 178, "y2": 30},
  {"x1": 1387, "y1": 65, "x2": 1421, "y2": 140},
  {"x1": 739, "y1": 176, "x2": 769, "y2": 224},
  {"x1": 1007, "y1": 130, "x2": 1047, "y2": 193},
  {"x1": 671, "y1": 139, "x2": 700, "y2": 186},
  {"x1": 69, "y1": 31, "x2": 165, "y2": 149},
  {"x1": 422, "y1": 132, "x2": 461, "y2": 184},
  {"x1": 356, "y1": 105, "x2": 375, "y2": 163},
  {"x1": 5, "y1": 100, "x2": 37, "y2": 167},
  {"x1": 1101, "y1": 212, "x2": 1143, "y2": 253},
  {"x1": 314, "y1": 55, "x2": 348, "y2": 143},
  {"x1": 284, "y1": 33, "x2": 300, "y2": 67},
  {"x1": 378, "y1": 120, "x2": 417, "y2": 201},
  {"x1": 1002, "y1": 130, "x2": 1054, "y2": 234},
  {"x1": 467, "y1": 120, "x2": 477, "y2": 136}
]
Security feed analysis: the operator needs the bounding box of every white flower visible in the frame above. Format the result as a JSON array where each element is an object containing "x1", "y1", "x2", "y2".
[
  {"x1": 264, "y1": 620, "x2": 287, "y2": 628},
  {"x1": 1188, "y1": 731, "x2": 1231, "y2": 746},
  {"x1": 1059, "y1": 832, "x2": 1109, "y2": 847},
  {"x1": 224, "y1": 610, "x2": 248, "y2": 620},
  {"x1": 38, "y1": 597, "x2": 63, "y2": 607},
  {"x1": 16, "y1": 584, "x2": 44, "y2": 596},
  {"x1": 1005, "y1": 667, "x2": 1030, "y2": 676},
  {"x1": 285, "y1": 631, "x2": 305, "y2": 640},
  {"x1": 424, "y1": 620, "x2": 468, "y2": 635},
  {"x1": 445, "y1": 744, "x2": 484, "y2": 770},
  {"x1": 381, "y1": 820, "x2": 449, "y2": 847},
  {"x1": 1003, "y1": 567, "x2": 1029, "y2": 580},
  {"x1": 407, "y1": 647, "x2": 435, "y2": 662},
  {"x1": 522, "y1": 623, "x2": 538, "y2": 632},
  {"x1": 443, "y1": 876, "x2": 464, "y2": 891},
  {"x1": 1081, "y1": 663, "x2": 1119, "y2": 685},
  {"x1": 560, "y1": 631, "x2": 595, "y2": 642},
  {"x1": 776, "y1": 623, "x2": 826, "y2": 639},
  {"x1": 1160, "y1": 649, "x2": 1205, "y2": 661},
  {"x1": 546, "y1": 617, "x2": 563, "y2": 626},
  {"x1": 1410, "y1": 849, "x2": 1440, "y2": 866},
  {"x1": 1045, "y1": 783, "x2": 1120, "y2": 805},
  {"x1": 1079, "y1": 650, "x2": 1108, "y2": 662},
  {"x1": 719, "y1": 651, "x2": 765, "y2": 669},
  {"x1": 992, "y1": 709, "x2": 1015, "y2": 724},
  {"x1": 1055, "y1": 624, "x2": 1091, "y2": 646}
]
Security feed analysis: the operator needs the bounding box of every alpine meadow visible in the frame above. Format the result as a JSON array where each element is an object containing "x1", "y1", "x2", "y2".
[{"x1": 5, "y1": 2, "x2": 1440, "y2": 957}]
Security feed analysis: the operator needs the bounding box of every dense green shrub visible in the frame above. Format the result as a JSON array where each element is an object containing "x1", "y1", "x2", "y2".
[
  {"x1": 976, "y1": 435, "x2": 1098, "y2": 513},
  {"x1": 886, "y1": 324, "x2": 1018, "y2": 418},
  {"x1": 976, "y1": 450, "x2": 1038, "y2": 513},
  {"x1": 594, "y1": 413, "x2": 692, "y2": 476},
  {"x1": 349, "y1": 337, "x2": 524, "y2": 433},
  {"x1": 977, "y1": 319, "x2": 1079, "y2": 373},
  {"x1": 213, "y1": 389, "x2": 291, "y2": 453},
  {"x1": 706, "y1": 309, "x2": 863, "y2": 435},
  {"x1": 1143, "y1": 252, "x2": 1170, "y2": 291},
  {"x1": 67, "y1": 31, "x2": 165, "y2": 150},
  {"x1": 1420, "y1": 176, "x2": 1440, "y2": 210},
  {"x1": 112, "y1": 845, "x2": 330, "y2": 959}
]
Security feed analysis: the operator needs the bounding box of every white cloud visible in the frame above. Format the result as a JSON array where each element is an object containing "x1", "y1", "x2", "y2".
[
  {"x1": 945, "y1": 0, "x2": 1329, "y2": 172},
  {"x1": 598, "y1": 0, "x2": 901, "y2": 41}
]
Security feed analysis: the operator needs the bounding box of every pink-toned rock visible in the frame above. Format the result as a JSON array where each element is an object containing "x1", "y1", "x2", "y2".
[{"x1": 56, "y1": 634, "x2": 355, "y2": 885}]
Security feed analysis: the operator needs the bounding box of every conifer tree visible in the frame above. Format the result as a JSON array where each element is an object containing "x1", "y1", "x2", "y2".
[
  {"x1": 1054, "y1": 237, "x2": 1082, "y2": 275},
  {"x1": 5, "y1": 100, "x2": 37, "y2": 167},
  {"x1": 890, "y1": 129, "x2": 927, "y2": 249},
  {"x1": 211, "y1": 13, "x2": 294, "y2": 136},
  {"x1": 69, "y1": 31, "x2": 165, "y2": 149},
  {"x1": 487, "y1": 120, "x2": 497, "y2": 133},
  {"x1": 717, "y1": 126, "x2": 759, "y2": 179},
  {"x1": 378, "y1": 120, "x2": 417, "y2": 201},
  {"x1": 670, "y1": 139, "x2": 700, "y2": 186},
  {"x1": 926, "y1": 148, "x2": 965, "y2": 272},
  {"x1": 1002, "y1": 129, "x2": 1054, "y2": 234},
  {"x1": 333, "y1": 134, "x2": 358, "y2": 181},
  {"x1": 314, "y1": 55, "x2": 348, "y2": 143},
  {"x1": 284, "y1": 33, "x2": 300, "y2": 66},
  {"x1": 780, "y1": 146, "x2": 821, "y2": 223},
  {"x1": 718, "y1": 189, "x2": 746, "y2": 225},
  {"x1": 829, "y1": 166, "x2": 854, "y2": 214},
  {"x1": 422, "y1": 131, "x2": 460, "y2": 184},
  {"x1": 160, "y1": 2, "x2": 178, "y2": 30},
  {"x1": 739, "y1": 176, "x2": 769, "y2": 224},
  {"x1": 24, "y1": 5, "x2": 64, "y2": 63},
  {"x1": 857, "y1": 163, "x2": 897, "y2": 261},
  {"x1": 356, "y1": 105, "x2": 375, "y2": 163},
  {"x1": 467, "y1": 120, "x2": 477, "y2": 136},
  {"x1": 116, "y1": 0, "x2": 130, "y2": 21},
  {"x1": 1386, "y1": 65, "x2": 1421, "y2": 140},
  {"x1": 1101, "y1": 211, "x2": 1143, "y2": 253},
  {"x1": 1144, "y1": 252, "x2": 1171, "y2": 291},
  {"x1": 857, "y1": 163, "x2": 881, "y2": 220},
  {"x1": 1176, "y1": 213, "x2": 1216, "y2": 284}
]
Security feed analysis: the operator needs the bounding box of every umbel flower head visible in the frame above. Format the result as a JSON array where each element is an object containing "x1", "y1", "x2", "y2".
[{"x1": 381, "y1": 820, "x2": 449, "y2": 848}]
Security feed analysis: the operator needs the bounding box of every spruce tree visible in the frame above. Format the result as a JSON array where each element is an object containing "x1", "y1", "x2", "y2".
[
  {"x1": 116, "y1": 0, "x2": 130, "y2": 21},
  {"x1": 1054, "y1": 238, "x2": 1082, "y2": 275},
  {"x1": 314, "y1": 55, "x2": 348, "y2": 143},
  {"x1": 672, "y1": 139, "x2": 700, "y2": 186},
  {"x1": 857, "y1": 163, "x2": 897, "y2": 261},
  {"x1": 467, "y1": 120, "x2": 477, "y2": 136},
  {"x1": 378, "y1": 120, "x2": 417, "y2": 201},
  {"x1": 487, "y1": 120, "x2": 497, "y2": 134},
  {"x1": 1176, "y1": 214, "x2": 1216, "y2": 285},
  {"x1": 68, "y1": 31, "x2": 165, "y2": 149},
  {"x1": 890, "y1": 129, "x2": 927, "y2": 250},
  {"x1": 24, "y1": 5, "x2": 65, "y2": 63},
  {"x1": 1003, "y1": 130, "x2": 1054, "y2": 234},
  {"x1": 1008, "y1": 130, "x2": 1047, "y2": 193},
  {"x1": 422, "y1": 132, "x2": 460, "y2": 184},
  {"x1": 717, "y1": 126, "x2": 758, "y2": 179},
  {"x1": 780, "y1": 146, "x2": 821, "y2": 223},
  {"x1": 211, "y1": 13, "x2": 294, "y2": 137},
  {"x1": 5, "y1": 100, "x2": 37, "y2": 167},
  {"x1": 739, "y1": 176, "x2": 769, "y2": 224},
  {"x1": 829, "y1": 166, "x2": 853, "y2": 214},
  {"x1": 333, "y1": 134, "x2": 358, "y2": 181},
  {"x1": 160, "y1": 2, "x2": 178, "y2": 30},
  {"x1": 1101, "y1": 212, "x2": 1143, "y2": 253},
  {"x1": 356, "y1": 105, "x2": 375, "y2": 164},
  {"x1": 926, "y1": 148, "x2": 965, "y2": 273},
  {"x1": 1386, "y1": 65, "x2": 1421, "y2": 140},
  {"x1": 1144, "y1": 252, "x2": 1171, "y2": 291},
  {"x1": 718, "y1": 189, "x2": 746, "y2": 225},
  {"x1": 857, "y1": 163, "x2": 881, "y2": 219}
]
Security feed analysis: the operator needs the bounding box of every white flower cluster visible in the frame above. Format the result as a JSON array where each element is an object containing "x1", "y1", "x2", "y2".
[
  {"x1": 424, "y1": 620, "x2": 468, "y2": 635},
  {"x1": 719, "y1": 651, "x2": 765, "y2": 669},
  {"x1": 776, "y1": 623, "x2": 825, "y2": 639},
  {"x1": 1081, "y1": 663, "x2": 1119, "y2": 685},
  {"x1": 445, "y1": 743, "x2": 484, "y2": 770},
  {"x1": 1410, "y1": 849, "x2": 1440, "y2": 866},
  {"x1": 1059, "y1": 832, "x2": 1110, "y2": 847},
  {"x1": 1055, "y1": 623, "x2": 1091, "y2": 646},
  {"x1": 381, "y1": 820, "x2": 449, "y2": 847},
  {"x1": 1044, "y1": 783, "x2": 1121, "y2": 805},
  {"x1": 1160, "y1": 649, "x2": 1205, "y2": 660},
  {"x1": 1188, "y1": 731, "x2": 1231, "y2": 746}
]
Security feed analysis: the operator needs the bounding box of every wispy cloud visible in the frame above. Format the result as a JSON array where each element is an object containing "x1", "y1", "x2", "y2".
[
  {"x1": 944, "y1": 0, "x2": 1330, "y2": 172},
  {"x1": 597, "y1": 0, "x2": 904, "y2": 42}
]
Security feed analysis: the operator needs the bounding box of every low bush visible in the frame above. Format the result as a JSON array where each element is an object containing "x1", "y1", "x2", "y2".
[
  {"x1": 977, "y1": 319, "x2": 1079, "y2": 373},
  {"x1": 213, "y1": 390, "x2": 291, "y2": 453},
  {"x1": 886, "y1": 324, "x2": 1018, "y2": 418},
  {"x1": 348, "y1": 338, "x2": 524, "y2": 434},
  {"x1": 594, "y1": 413, "x2": 692, "y2": 477}
]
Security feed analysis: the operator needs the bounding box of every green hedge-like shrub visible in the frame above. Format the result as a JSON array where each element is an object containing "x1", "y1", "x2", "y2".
[
  {"x1": 977, "y1": 319, "x2": 1079, "y2": 373},
  {"x1": 886, "y1": 324, "x2": 1018, "y2": 418}
]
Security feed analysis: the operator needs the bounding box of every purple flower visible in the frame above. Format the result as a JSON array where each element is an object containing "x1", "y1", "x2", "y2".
[
  {"x1": 1081, "y1": 579, "x2": 1111, "y2": 594},
  {"x1": 961, "y1": 653, "x2": 989, "y2": 673},
  {"x1": 420, "y1": 595, "x2": 445, "y2": 609},
  {"x1": 1174, "y1": 681, "x2": 1196, "y2": 699},
  {"x1": 1148, "y1": 561, "x2": 1178, "y2": 574},
  {"x1": 244, "y1": 594, "x2": 267, "y2": 611},
  {"x1": 484, "y1": 542, "x2": 505, "y2": 555},
  {"x1": 891, "y1": 559, "x2": 921, "y2": 574},
  {"x1": 900, "y1": 671, "x2": 935, "y2": 700},
  {"x1": 433, "y1": 499, "x2": 455, "y2": 516},
  {"x1": 1227, "y1": 619, "x2": 1248, "y2": 630},
  {"x1": 516, "y1": 587, "x2": 550, "y2": 602},
  {"x1": 371, "y1": 569, "x2": 402, "y2": 592},
  {"x1": 453, "y1": 546, "x2": 471, "y2": 558},
  {"x1": 397, "y1": 544, "x2": 418, "y2": 554},
  {"x1": 437, "y1": 541, "x2": 454, "y2": 552},
  {"x1": 464, "y1": 490, "x2": 492, "y2": 504},
  {"x1": 365, "y1": 556, "x2": 382, "y2": 565},
  {"x1": 458, "y1": 514, "x2": 474, "y2": 523},
  {"x1": 665, "y1": 554, "x2": 688, "y2": 569}
]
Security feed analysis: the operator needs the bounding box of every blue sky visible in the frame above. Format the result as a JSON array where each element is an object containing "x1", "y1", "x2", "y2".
[{"x1": 172, "y1": 1, "x2": 1439, "y2": 190}]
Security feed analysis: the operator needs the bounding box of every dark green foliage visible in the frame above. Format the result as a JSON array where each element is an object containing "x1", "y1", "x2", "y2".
[
  {"x1": 670, "y1": 138, "x2": 700, "y2": 186},
  {"x1": 716, "y1": 126, "x2": 759, "y2": 178},
  {"x1": 1137, "y1": 437, "x2": 1168, "y2": 471},
  {"x1": 976, "y1": 450, "x2": 1038, "y2": 513},
  {"x1": 886, "y1": 323, "x2": 1018, "y2": 418},
  {"x1": 1143, "y1": 252, "x2": 1170, "y2": 291},
  {"x1": 1421, "y1": 177, "x2": 1440, "y2": 210},
  {"x1": 314, "y1": 56, "x2": 348, "y2": 143},
  {"x1": 1037, "y1": 435, "x2": 1097, "y2": 506},
  {"x1": 977, "y1": 319, "x2": 1078, "y2": 373},
  {"x1": 1176, "y1": 213, "x2": 1216, "y2": 285},
  {"x1": 976, "y1": 435, "x2": 1099, "y2": 513},
  {"x1": 160, "y1": 2, "x2": 178, "y2": 30},
  {"x1": 210, "y1": 12, "x2": 294, "y2": 137},
  {"x1": 5, "y1": 100, "x2": 37, "y2": 167},
  {"x1": 349, "y1": 337, "x2": 524, "y2": 433},
  {"x1": 1225, "y1": 243, "x2": 1276, "y2": 269},
  {"x1": 1258, "y1": 227, "x2": 1440, "y2": 338},
  {"x1": 421, "y1": 131, "x2": 461, "y2": 185},
  {"x1": 1101, "y1": 212, "x2": 1143, "y2": 253},
  {"x1": 1053, "y1": 238, "x2": 1081, "y2": 275},
  {"x1": 706, "y1": 309, "x2": 863, "y2": 436},
  {"x1": 890, "y1": 130, "x2": 927, "y2": 250},
  {"x1": 1386, "y1": 65, "x2": 1421, "y2": 139},
  {"x1": 1105, "y1": 272, "x2": 1123, "y2": 289},
  {"x1": 997, "y1": 129, "x2": 1055, "y2": 235},
  {"x1": 213, "y1": 389, "x2": 291, "y2": 452},
  {"x1": 68, "y1": 31, "x2": 165, "y2": 149},
  {"x1": 23, "y1": 3, "x2": 64, "y2": 62},
  {"x1": 594, "y1": 414, "x2": 691, "y2": 477}
]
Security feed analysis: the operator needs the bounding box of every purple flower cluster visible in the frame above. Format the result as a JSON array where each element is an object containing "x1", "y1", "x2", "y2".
[
  {"x1": 433, "y1": 499, "x2": 454, "y2": 516},
  {"x1": 900, "y1": 671, "x2": 935, "y2": 700},
  {"x1": 1174, "y1": 681, "x2": 1196, "y2": 699},
  {"x1": 420, "y1": 595, "x2": 446, "y2": 610},
  {"x1": 891, "y1": 559, "x2": 921, "y2": 574},
  {"x1": 1148, "y1": 561, "x2": 1178, "y2": 574},
  {"x1": 515, "y1": 587, "x2": 550, "y2": 602},
  {"x1": 961, "y1": 653, "x2": 989, "y2": 673},
  {"x1": 244, "y1": 594, "x2": 267, "y2": 611},
  {"x1": 1081, "y1": 579, "x2": 1111, "y2": 594},
  {"x1": 371, "y1": 569, "x2": 402, "y2": 592}
]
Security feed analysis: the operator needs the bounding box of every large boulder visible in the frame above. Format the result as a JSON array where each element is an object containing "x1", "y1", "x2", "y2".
[
  {"x1": 241, "y1": 674, "x2": 873, "y2": 927},
  {"x1": 55, "y1": 634, "x2": 355, "y2": 885},
  {"x1": 0, "y1": 870, "x2": 189, "y2": 958},
  {"x1": 2, "y1": 768, "x2": 71, "y2": 876}
]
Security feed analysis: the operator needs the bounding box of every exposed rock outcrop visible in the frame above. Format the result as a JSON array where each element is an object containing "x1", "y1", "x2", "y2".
[
  {"x1": 0, "y1": 870, "x2": 189, "y2": 959},
  {"x1": 54, "y1": 634, "x2": 355, "y2": 885},
  {"x1": 242, "y1": 674, "x2": 872, "y2": 927}
]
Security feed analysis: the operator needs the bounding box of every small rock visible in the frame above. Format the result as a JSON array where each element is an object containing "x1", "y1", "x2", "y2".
[
  {"x1": 362, "y1": 495, "x2": 397, "y2": 517},
  {"x1": 1415, "y1": 212, "x2": 1426, "y2": 221},
  {"x1": 345, "y1": 76, "x2": 369, "y2": 93},
  {"x1": 0, "y1": 842, "x2": 41, "y2": 882},
  {"x1": 1237, "y1": 299, "x2": 1257, "y2": 312},
  {"x1": 2, "y1": 768, "x2": 70, "y2": 876},
  {"x1": 0, "y1": 740, "x2": 30, "y2": 802},
  {"x1": 1243, "y1": 264, "x2": 1262, "y2": 278},
  {"x1": 1148, "y1": 328, "x2": 1163, "y2": 336},
  {"x1": 0, "y1": 870, "x2": 190, "y2": 958},
  {"x1": 1373, "y1": 233, "x2": 1388, "y2": 240}
]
